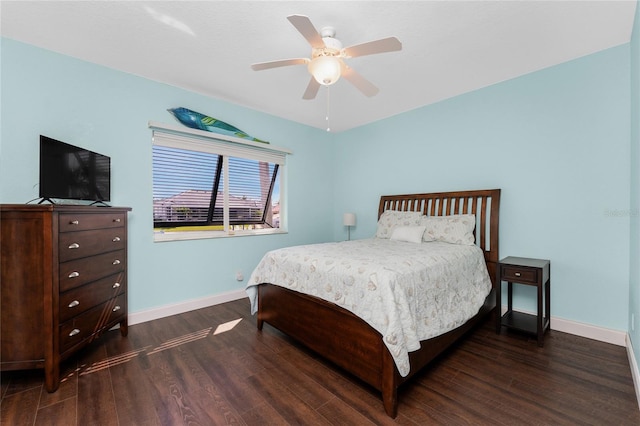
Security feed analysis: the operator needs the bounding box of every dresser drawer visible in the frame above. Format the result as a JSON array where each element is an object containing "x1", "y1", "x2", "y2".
[
  {"x1": 59, "y1": 293, "x2": 126, "y2": 353},
  {"x1": 59, "y1": 250, "x2": 126, "y2": 292},
  {"x1": 59, "y1": 273, "x2": 126, "y2": 323},
  {"x1": 59, "y1": 212, "x2": 125, "y2": 233},
  {"x1": 501, "y1": 266, "x2": 538, "y2": 284},
  {"x1": 58, "y1": 228, "x2": 126, "y2": 262}
]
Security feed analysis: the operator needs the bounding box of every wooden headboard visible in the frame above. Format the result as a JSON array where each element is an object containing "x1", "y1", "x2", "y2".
[{"x1": 378, "y1": 189, "x2": 501, "y2": 286}]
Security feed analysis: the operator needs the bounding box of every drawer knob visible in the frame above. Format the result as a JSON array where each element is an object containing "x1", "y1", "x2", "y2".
[
  {"x1": 515, "y1": 272, "x2": 521, "y2": 277},
  {"x1": 112, "y1": 259, "x2": 121, "y2": 265},
  {"x1": 68, "y1": 243, "x2": 80, "y2": 249},
  {"x1": 68, "y1": 271, "x2": 80, "y2": 279},
  {"x1": 112, "y1": 236, "x2": 121, "y2": 242},
  {"x1": 69, "y1": 329, "x2": 80, "y2": 337},
  {"x1": 112, "y1": 305, "x2": 121, "y2": 312},
  {"x1": 113, "y1": 218, "x2": 121, "y2": 223},
  {"x1": 69, "y1": 220, "x2": 79, "y2": 225},
  {"x1": 112, "y1": 282, "x2": 121, "y2": 289},
  {"x1": 68, "y1": 300, "x2": 80, "y2": 308}
]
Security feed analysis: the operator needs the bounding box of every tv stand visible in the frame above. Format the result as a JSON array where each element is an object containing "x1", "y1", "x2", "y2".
[
  {"x1": 90, "y1": 200, "x2": 111, "y2": 207},
  {"x1": 36, "y1": 197, "x2": 55, "y2": 204}
]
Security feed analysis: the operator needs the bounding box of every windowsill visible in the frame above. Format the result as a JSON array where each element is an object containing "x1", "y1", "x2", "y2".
[{"x1": 153, "y1": 228, "x2": 287, "y2": 242}]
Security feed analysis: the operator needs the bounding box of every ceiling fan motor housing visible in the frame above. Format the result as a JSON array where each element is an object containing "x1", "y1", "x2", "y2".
[{"x1": 314, "y1": 27, "x2": 343, "y2": 58}]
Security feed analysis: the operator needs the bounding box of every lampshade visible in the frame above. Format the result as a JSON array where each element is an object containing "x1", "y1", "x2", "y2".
[
  {"x1": 343, "y1": 213, "x2": 356, "y2": 227},
  {"x1": 308, "y1": 56, "x2": 342, "y2": 86}
]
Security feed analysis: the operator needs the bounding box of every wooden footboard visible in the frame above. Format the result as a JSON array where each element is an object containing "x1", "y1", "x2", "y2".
[
  {"x1": 258, "y1": 284, "x2": 496, "y2": 417},
  {"x1": 255, "y1": 189, "x2": 500, "y2": 417}
]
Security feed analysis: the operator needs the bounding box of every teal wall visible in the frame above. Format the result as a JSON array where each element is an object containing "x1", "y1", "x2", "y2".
[
  {"x1": 333, "y1": 44, "x2": 631, "y2": 331},
  {"x1": 0, "y1": 38, "x2": 334, "y2": 313},
  {"x1": 630, "y1": 1, "x2": 640, "y2": 368},
  {"x1": 0, "y1": 34, "x2": 634, "y2": 341}
]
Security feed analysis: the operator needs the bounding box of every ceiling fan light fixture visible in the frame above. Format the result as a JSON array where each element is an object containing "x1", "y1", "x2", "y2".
[{"x1": 308, "y1": 56, "x2": 342, "y2": 86}]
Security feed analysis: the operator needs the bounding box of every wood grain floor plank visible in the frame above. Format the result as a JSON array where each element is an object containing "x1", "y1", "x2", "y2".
[
  {"x1": 105, "y1": 348, "x2": 162, "y2": 425},
  {"x1": 240, "y1": 401, "x2": 290, "y2": 425},
  {"x1": 191, "y1": 346, "x2": 267, "y2": 417},
  {"x1": 275, "y1": 345, "x2": 407, "y2": 425},
  {"x1": 447, "y1": 368, "x2": 569, "y2": 425},
  {"x1": 245, "y1": 370, "x2": 333, "y2": 426},
  {"x1": 160, "y1": 344, "x2": 246, "y2": 425},
  {"x1": 414, "y1": 367, "x2": 529, "y2": 426},
  {"x1": 0, "y1": 386, "x2": 41, "y2": 426},
  {"x1": 33, "y1": 396, "x2": 76, "y2": 426},
  {"x1": 76, "y1": 339, "x2": 118, "y2": 426},
  {"x1": 1, "y1": 368, "x2": 44, "y2": 398},
  {"x1": 315, "y1": 397, "x2": 378, "y2": 425}
]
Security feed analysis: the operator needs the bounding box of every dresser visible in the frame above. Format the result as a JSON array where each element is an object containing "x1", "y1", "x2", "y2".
[{"x1": 0, "y1": 204, "x2": 131, "y2": 392}]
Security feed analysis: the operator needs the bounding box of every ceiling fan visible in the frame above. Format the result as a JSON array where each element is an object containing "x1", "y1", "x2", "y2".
[{"x1": 251, "y1": 15, "x2": 402, "y2": 100}]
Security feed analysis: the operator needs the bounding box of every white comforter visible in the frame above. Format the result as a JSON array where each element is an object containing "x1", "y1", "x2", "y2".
[{"x1": 246, "y1": 238, "x2": 492, "y2": 377}]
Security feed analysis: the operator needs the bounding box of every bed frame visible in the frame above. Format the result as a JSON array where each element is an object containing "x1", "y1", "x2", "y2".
[{"x1": 256, "y1": 189, "x2": 500, "y2": 417}]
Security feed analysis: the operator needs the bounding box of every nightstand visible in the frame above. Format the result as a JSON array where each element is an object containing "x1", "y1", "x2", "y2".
[{"x1": 496, "y1": 256, "x2": 550, "y2": 346}]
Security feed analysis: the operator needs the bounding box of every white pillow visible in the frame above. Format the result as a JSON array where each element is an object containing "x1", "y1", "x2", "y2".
[
  {"x1": 375, "y1": 210, "x2": 423, "y2": 239},
  {"x1": 420, "y1": 214, "x2": 476, "y2": 245},
  {"x1": 390, "y1": 226, "x2": 426, "y2": 244}
]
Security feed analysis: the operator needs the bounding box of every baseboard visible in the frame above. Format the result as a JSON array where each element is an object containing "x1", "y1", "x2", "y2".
[
  {"x1": 627, "y1": 336, "x2": 640, "y2": 411},
  {"x1": 550, "y1": 316, "x2": 627, "y2": 346},
  {"x1": 501, "y1": 306, "x2": 627, "y2": 346},
  {"x1": 128, "y1": 289, "x2": 247, "y2": 326}
]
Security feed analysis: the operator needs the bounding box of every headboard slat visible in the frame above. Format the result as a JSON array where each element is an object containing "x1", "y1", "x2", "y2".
[{"x1": 378, "y1": 189, "x2": 501, "y2": 286}]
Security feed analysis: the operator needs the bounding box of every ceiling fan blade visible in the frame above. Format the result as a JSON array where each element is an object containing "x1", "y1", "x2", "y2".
[
  {"x1": 287, "y1": 15, "x2": 325, "y2": 49},
  {"x1": 302, "y1": 77, "x2": 321, "y2": 100},
  {"x1": 251, "y1": 58, "x2": 309, "y2": 71},
  {"x1": 343, "y1": 37, "x2": 402, "y2": 58},
  {"x1": 341, "y1": 64, "x2": 379, "y2": 97}
]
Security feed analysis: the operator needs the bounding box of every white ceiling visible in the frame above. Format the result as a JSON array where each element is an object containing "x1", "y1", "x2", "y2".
[{"x1": 1, "y1": 1, "x2": 637, "y2": 132}]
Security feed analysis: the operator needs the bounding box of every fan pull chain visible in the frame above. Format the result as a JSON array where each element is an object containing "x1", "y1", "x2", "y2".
[{"x1": 326, "y1": 86, "x2": 331, "y2": 132}]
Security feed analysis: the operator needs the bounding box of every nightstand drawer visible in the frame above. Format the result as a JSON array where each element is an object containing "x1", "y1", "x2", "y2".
[{"x1": 501, "y1": 266, "x2": 537, "y2": 284}]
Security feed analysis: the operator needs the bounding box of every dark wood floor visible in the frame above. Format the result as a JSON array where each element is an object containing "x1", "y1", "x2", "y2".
[{"x1": 2, "y1": 298, "x2": 639, "y2": 425}]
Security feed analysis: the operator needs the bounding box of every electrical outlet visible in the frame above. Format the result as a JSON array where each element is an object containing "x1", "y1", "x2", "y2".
[{"x1": 235, "y1": 271, "x2": 244, "y2": 282}]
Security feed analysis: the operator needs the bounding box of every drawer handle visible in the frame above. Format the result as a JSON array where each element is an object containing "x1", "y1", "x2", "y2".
[
  {"x1": 68, "y1": 243, "x2": 80, "y2": 249},
  {"x1": 69, "y1": 329, "x2": 80, "y2": 337},
  {"x1": 515, "y1": 272, "x2": 521, "y2": 277},
  {"x1": 113, "y1": 282, "x2": 121, "y2": 289},
  {"x1": 68, "y1": 300, "x2": 80, "y2": 308},
  {"x1": 112, "y1": 259, "x2": 121, "y2": 265},
  {"x1": 112, "y1": 236, "x2": 121, "y2": 242},
  {"x1": 114, "y1": 218, "x2": 121, "y2": 223},
  {"x1": 68, "y1": 271, "x2": 80, "y2": 278},
  {"x1": 112, "y1": 305, "x2": 121, "y2": 312},
  {"x1": 69, "y1": 220, "x2": 79, "y2": 225}
]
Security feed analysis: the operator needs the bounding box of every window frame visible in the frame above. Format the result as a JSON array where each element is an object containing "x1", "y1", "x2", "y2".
[{"x1": 149, "y1": 121, "x2": 291, "y2": 242}]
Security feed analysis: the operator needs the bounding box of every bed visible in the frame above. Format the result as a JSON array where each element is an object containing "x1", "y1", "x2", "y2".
[{"x1": 247, "y1": 189, "x2": 500, "y2": 417}]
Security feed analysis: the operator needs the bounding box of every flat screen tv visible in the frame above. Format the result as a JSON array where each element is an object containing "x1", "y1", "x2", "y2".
[{"x1": 39, "y1": 135, "x2": 111, "y2": 203}]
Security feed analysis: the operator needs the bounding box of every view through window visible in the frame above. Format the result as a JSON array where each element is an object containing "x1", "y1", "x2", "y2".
[{"x1": 151, "y1": 126, "x2": 288, "y2": 240}]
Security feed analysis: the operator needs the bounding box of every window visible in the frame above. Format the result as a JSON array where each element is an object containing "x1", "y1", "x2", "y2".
[{"x1": 150, "y1": 122, "x2": 290, "y2": 241}]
